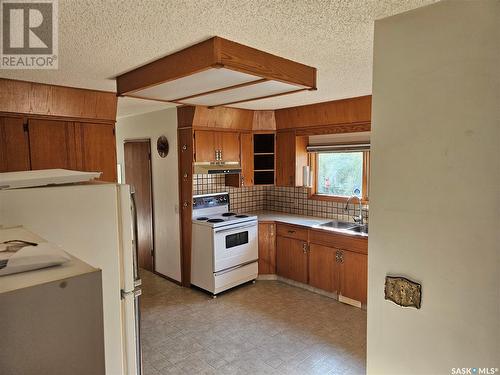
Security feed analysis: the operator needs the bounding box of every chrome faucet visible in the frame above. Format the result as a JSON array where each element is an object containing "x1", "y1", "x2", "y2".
[{"x1": 345, "y1": 195, "x2": 364, "y2": 225}]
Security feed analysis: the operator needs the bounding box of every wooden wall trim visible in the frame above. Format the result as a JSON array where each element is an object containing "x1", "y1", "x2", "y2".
[
  {"x1": 0, "y1": 112, "x2": 116, "y2": 125},
  {"x1": 0, "y1": 79, "x2": 117, "y2": 121},
  {"x1": 294, "y1": 121, "x2": 371, "y2": 136},
  {"x1": 275, "y1": 95, "x2": 371, "y2": 130},
  {"x1": 177, "y1": 125, "x2": 194, "y2": 286}
]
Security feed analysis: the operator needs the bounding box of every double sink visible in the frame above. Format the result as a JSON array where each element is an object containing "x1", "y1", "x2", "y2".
[{"x1": 318, "y1": 220, "x2": 368, "y2": 235}]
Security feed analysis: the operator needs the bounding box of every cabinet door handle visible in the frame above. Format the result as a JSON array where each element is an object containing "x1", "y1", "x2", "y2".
[
  {"x1": 302, "y1": 243, "x2": 308, "y2": 253},
  {"x1": 287, "y1": 230, "x2": 295, "y2": 234}
]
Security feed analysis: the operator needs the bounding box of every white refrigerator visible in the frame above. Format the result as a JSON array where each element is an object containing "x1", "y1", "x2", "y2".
[{"x1": 0, "y1": 180, "x2": 142, "y2": 375}]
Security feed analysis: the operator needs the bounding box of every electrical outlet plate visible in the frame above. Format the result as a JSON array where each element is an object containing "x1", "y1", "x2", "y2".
[{"x1": 384, "y1": 276, "x2": 422, "y2": 309}]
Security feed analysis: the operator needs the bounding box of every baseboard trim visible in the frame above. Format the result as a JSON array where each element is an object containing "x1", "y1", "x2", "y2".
[
  {"x1": 257, "y1": 274, "x2": 278, "y2": 281},
  {"x1": 257, "y1": 274, "x2": 365, "y2": 310},
  {"x1": 152, "y1": 271, "x2": 182, "y2": 286}
]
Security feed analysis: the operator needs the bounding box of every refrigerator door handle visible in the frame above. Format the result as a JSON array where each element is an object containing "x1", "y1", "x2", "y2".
[
  {"x1": 130, "y1": 189, "x2": 141, "y2": 282},
  {"x1": 121, "y1": 287, "x2": 142, "y2": 299}
]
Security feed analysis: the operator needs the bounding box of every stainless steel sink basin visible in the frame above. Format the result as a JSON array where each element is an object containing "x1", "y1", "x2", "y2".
[
  {"x1": 320, "y1": 221, "x2": 358, "y2": 230},
  {"x1": 319, "y1": 221, "x2": 368, "y2": 235},
  {"x1": 349, "y1": 225, "x2": 369, "y2": 234}
]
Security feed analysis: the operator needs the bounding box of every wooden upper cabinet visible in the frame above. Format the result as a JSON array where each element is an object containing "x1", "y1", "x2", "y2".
[
  {"x1": 276, "y1": 131, "x2": 294, "y2": 186},
  {"x1": 218, "y1": 132, "x2": 240, "y2": 162},
  {"x1": 194, "y1": 130, "x2": 240, "y2": 163},
  {"x1": 240, "y1": 132, "x2": 253, "y2": 186},
  {"x1": 26, "y1": 119, "x2": 116, "y2": 182},
  {"x1": 0, "y1": 116, "x2": 31, "y2": 172},
  {"x1": 194, "y1": 130, "x2": 216, "y2": 162},
  {"x1": 28, "y1": 119, "x2": 78, "y2": 170},
  {"x1": 308, "y1": 243, "x2": 337, "y2": 293},
  {"x1": 276, "y1": 130, "x2": 307, "y2": 187},
  {"x1": 339, "y1": 250, "x2": 367, "y2": 305},
  {"x1": 77, "y1": 122, "x2": 117, "y2": 182},
  {"x1": 276, "y1": 235, "x2": 308, "y2": 284},
  {"x1": 225, "y1": 131, "x2": 253, "y2": 188}
]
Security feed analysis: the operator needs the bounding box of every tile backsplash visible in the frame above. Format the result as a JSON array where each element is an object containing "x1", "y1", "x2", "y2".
[{"x1": 193, "y1": 174, "x2": 368, "y2": 223}]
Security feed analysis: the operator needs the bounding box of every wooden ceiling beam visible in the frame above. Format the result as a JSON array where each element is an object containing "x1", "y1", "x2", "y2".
[{"x1": 116, "y1": 36, "x2": 316, "y2": 97}]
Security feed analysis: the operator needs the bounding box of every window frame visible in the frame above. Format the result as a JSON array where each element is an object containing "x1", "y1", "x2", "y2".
[{"x1": 308, "y1": 150, "x2": 370, "y2": 204}]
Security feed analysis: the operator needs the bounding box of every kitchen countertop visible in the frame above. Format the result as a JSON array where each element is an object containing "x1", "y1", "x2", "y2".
[{"x1": 247, "y1": 210, "x2": 368, "y2": 238}]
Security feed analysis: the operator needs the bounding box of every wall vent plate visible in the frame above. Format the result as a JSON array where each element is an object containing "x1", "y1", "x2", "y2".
[{"x1": 384, "y1": 276, "x2": 421, "y2": 309}]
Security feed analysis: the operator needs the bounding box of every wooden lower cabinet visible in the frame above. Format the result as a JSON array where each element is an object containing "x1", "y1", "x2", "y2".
[
  {"x1": 276, "y1": 235, "x2": 308, "y2": 284},
  {"x1": 338, "y1": 249, "x2": 367, "y2": 305},
  {"x1": 273, "y1": 224, "x2": 368, "y2": 306},
  {"x1": 308, "y1": 243, "x2": 337, "y2": 292},
  {"x1": 258, "y1": 223, "x2": 276, "y2": 274}
]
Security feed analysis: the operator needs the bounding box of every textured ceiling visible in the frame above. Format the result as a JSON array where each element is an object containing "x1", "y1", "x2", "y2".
[{"x1": 0, "y1": 0, "x2": 438, "y2": 116}]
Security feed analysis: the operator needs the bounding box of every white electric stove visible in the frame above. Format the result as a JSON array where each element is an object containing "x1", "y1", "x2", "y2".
[{"x1": 191, "y1": 192, "x2": 258, "y2": 297}]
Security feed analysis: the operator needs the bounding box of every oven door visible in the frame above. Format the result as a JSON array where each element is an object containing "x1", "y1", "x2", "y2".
[{"x1": 213, "y1": 221, "x2": 258, "y2": 272}]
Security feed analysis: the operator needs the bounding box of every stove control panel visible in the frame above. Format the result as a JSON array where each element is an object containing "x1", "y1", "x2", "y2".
[{"x1": 193, "y1": 193, "x2": 229, "y2": 209}]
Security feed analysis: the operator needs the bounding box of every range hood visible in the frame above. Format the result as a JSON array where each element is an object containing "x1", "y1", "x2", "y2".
[
  {"x1": 116, "y1": 37, "x2": 317, "y2": 109},
  {"x1": 193, "y1": 162, "x2": 241, "y2": 175}
]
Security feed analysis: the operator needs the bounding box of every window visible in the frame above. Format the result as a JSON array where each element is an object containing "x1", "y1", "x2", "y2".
[{"x1": 312, "y1": 151, "x2": 369, "y2": 202}]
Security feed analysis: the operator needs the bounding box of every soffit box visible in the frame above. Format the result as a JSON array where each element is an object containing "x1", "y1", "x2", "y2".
[
  {"x1": 116, "y1": 37, "x2": 317, "y2": 109},
  {"x1": 308, "y1": 131, "x2": 371, "y2": 145}
]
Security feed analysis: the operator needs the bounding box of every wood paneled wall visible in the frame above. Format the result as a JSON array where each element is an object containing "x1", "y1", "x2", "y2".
[
  {"x1": 177, "y1": 105, "x2": 254, "y2": 130},
  {"x1": 275, "y1": 95, "x2": 371, "y2": 133},
  {"x1": 0, "y1": 78, "x2": 117, "y2": 121}
]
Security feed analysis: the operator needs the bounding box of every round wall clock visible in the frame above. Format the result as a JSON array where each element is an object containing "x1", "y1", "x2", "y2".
[{"x1": 157, "y1": 136, "x2": 169, "y2": 158}]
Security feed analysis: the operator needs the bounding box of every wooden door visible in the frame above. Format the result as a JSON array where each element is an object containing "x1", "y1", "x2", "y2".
[
  {"x1": 308, "y1": 243, "x2": 337, "y2": 293},
  {"x1": 0, "y1": 116, "x2": 30, "y2": 172},
  {"x1": 194, "y1": 130, "x2": 216, "y2": 162},
  {"x1": 275, "y1": 130, "x2": 295, "y2": 186},
  {"x1": 28, "y1": 119, "x2": 77, "y2": 170},
  {"x1": 339, "y1": 250, "x2": 367, "y2": 305},
  {"x1": 217, "y1": 131, "x2": 240, "y2": 162},
  {"x1": 77, "y1": 122, "x2": 117, "y2": 182},
  {"x1": 124, "y1": 140, "x2": 154, "y2": 271},
  {"x1": 258, "y1": 223, "x2": 276, "y2": 274},
  {"x1": 240, "y1": 132, "x2": 253, "y2": 186},
  {"x1": 276, "y1": 236, "x2": 308, "y2": 283}
]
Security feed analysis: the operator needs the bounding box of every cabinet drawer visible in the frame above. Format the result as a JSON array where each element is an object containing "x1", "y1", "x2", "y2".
[
  {"x1": 309, "y1": 229, "x2": 367, "y2": 254},
  {"x1": 276, "y1": 224, "x2": 308, "y2": 241}
]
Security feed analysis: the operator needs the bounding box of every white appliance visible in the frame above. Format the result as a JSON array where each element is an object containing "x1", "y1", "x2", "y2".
[
  {"x1": 0, "y1": 173, "x2": 142, "y2": 375},
  {"x1": 0, "y1": 227, "x2": 105, "y2": 375},
  {"x1": 191, "y1": 192, "x2": 258, "y2": 296}
]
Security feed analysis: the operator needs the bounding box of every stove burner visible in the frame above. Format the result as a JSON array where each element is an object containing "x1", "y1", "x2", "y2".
[
  {"x1": 196, "y1": 217, "x2": 209, "y2": 221},
  {"x1": 222, "y1": 212, "x2": 236, "y2": 217},
  {"x1": 207, "y1": 218, "x2": 224, "y2": 223},
  {"x1": 235, "y1": 215, "x2": 248, "y2": 218}
]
